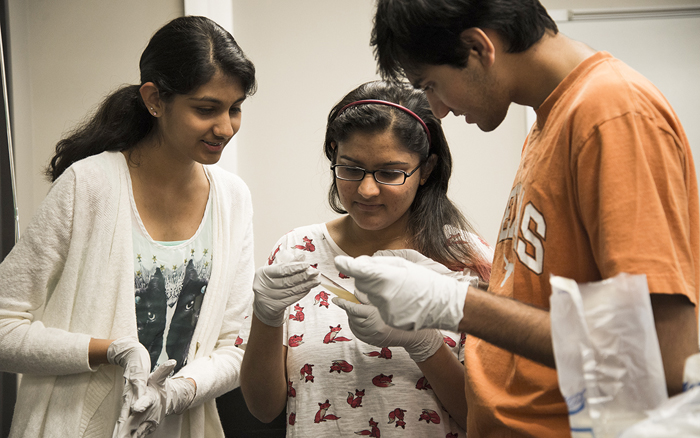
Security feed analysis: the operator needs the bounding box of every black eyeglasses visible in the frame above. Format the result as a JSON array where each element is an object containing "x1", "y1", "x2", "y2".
[{"x1": 331, "y1": 162, "x2": 423, "y2": 186}]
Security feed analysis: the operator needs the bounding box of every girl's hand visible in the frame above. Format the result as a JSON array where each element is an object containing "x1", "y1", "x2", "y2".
[
  {"x1": 107, "y1": 337, "x2": 152, "y2": 416},
  {"x1": 333, "y1": 292, "x2": 443, "y2": 363},
  {"x1": 252, "y1": 251, "x2": 320, "y2": 327},
  {"x1": 113, "y1": 360, "x2": 176, "y2": 438}
]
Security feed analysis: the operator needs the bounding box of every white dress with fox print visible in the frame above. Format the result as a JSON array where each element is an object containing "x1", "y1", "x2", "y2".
[{"x1": 266, "y1": 223, "x2": 485, "y2": 438}]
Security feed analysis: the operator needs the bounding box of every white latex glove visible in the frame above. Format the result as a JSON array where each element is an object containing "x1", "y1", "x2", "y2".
[
  {"x1": 372, "y1": 249, "x2": 452, "y2": 274},
  {"x1": 164, "y1": 377, "x2": 197, "y2": 416},
  {"x1": 374, "y1": 248, "x2": 480, "y2": 285},
  {"x1": 253, "y1": 250, "x2": 320, "y2": 327},
  {"x1": 112, "y1": 359, "x2": 176, "y2": 438},
  {"x1": 332, "y1": 291, "x2": 444, "y2": 362},
  {"x1": 334, "y1": 255, "x2": 468, "y2": 332},
  {"x1": 107, "y1": 337, "x2": 151, "y2": 419}
]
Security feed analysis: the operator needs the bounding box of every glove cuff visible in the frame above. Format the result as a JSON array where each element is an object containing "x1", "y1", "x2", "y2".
[
  {"x1": 253, "y1": 300, "x2": 286, "y2": 327},
  {"x1": 106, "y1": 336, "x2": 141, "y2": 366},
  {"x1": 166, "y1": 377, "x2": 196, "y2": 416},
  {"x1": 405, "y1": 329, "x2": 444, "y2": 363},
  {"x1": 428, "y1": 281, "x2": 469, "y2": 333},
  {"x1": 106, "y1": 341, "x2": 119, "y2": 366}
]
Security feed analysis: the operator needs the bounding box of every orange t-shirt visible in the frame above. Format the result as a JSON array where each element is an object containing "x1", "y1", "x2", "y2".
[{"x1": 465, "y1": 52, "x2": 699, "y2": 437}]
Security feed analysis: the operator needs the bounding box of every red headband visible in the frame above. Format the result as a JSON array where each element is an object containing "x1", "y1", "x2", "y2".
[{"x1": 336, "y1": 99, "x2": 432, "y2": 146}]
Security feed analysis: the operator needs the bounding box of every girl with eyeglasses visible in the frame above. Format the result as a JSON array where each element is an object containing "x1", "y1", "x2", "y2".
[
  {"x1": 240, "y1": 80, "x2": 492, "y2": 437},
  {"x1": 0, "y1": 16, "x2": 256, "y2": 438}
]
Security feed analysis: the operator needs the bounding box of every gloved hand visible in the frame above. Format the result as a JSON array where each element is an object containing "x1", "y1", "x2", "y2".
[
  {"x1": 164, "y1": 377, "x2": 196, "y2": 416},
  {"x1": 373, "y1": 248, "x2": 480, "y2": 285},
  {"x1": 107, "y1": 337, "x2": 151, "y2": 419},
  {"x1": 334, "y1": 255, "x2": 468, "y2": 332},
  {"x1": 112, "y1": 359, "x2": 176, "y2": 438},
  {"x1": 253, "y1": 250, "x2": 320, "y2": 327},
  {"x1": 373, "y1": 249, "x2": 451, "y2": 274},
  {"x1": 332, "y1": 291, "x2": 444, "y2": 362}
]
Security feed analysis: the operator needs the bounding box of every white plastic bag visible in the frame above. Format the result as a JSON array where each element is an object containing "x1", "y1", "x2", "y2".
[
  {"x1": 550, "y1": 273, "x2": 668, "y2": 438},
  {"x1": 617, "y1": 353, "x2": 700, "y2": 437},
  {"x1": 617, "y1": 387, "x2": 700, "y2": 437},
  {"x1": 684, "y1": 353, "x2": 700, "y2": 392}
]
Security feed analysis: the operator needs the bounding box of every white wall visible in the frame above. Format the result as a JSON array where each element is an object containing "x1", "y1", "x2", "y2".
[
  {"x1": 7, "y1": 0, "x2": 182, "y2": 236},
  {"x1": 7, "y1": 0, "x2": 700, "y2": 268},
  {"x1": 231, "y1": 0, "x2": 700, "y2": 266}
]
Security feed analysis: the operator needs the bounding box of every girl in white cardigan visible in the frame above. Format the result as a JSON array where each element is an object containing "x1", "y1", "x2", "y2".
[{"x1": 0, "y1": 16, "x2": 257, "y2": 438}]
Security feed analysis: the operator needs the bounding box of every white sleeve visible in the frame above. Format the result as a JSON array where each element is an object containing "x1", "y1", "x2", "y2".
[{"x1": 0, "y1": 169, "x2": 93, "y2": 375}]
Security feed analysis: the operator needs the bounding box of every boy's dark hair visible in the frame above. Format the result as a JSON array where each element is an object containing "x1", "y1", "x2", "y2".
[{"x1": 372, "y1": 0, "x2": 557, "y2": 81}]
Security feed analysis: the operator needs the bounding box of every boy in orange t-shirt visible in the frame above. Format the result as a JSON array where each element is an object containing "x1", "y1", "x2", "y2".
[{"x1": 333, "y1": 1, "x2": 700, "y2": 437}]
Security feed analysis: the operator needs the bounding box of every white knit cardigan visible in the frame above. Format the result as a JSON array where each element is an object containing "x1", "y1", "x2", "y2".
[{"x1": 0, "y1": 151, "x2": 255, "y2": 437}]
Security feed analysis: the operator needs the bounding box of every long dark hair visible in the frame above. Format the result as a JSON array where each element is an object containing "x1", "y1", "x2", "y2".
[
  {"x1": 46, "y1": 16, "x2": 257, "y2": 181},
  {"x1": 324, "y1": 80, "x2": 490, "y2": 277},
  {"x1": 372, "y1": 0, "x2": 558, "y2": 81}
]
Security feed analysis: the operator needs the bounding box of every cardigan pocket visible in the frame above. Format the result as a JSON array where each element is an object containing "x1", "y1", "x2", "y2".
[{"x1": 79, "y1": 367, "x2": 118, "y2": 438}]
